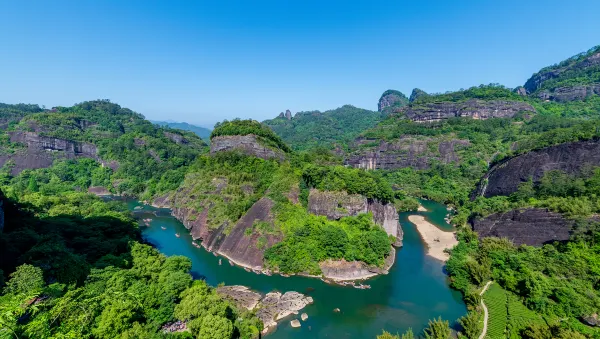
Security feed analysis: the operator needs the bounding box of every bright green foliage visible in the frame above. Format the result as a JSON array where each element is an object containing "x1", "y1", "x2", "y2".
[
  {"x1": 4, "y1": 100, "x2": 207, "y2": 199},
  {"x1": 411, "y1": 84, "x2": 523, "y2": 104},
  {"x1": 459, "y1": 311, "x2": 482, "y2": 339},
  {"x1": 211, "y1": 119, "x2": 291, "y2": 152},
  {"x1": 175, "y1": 151, "x2": 395, "y2": 274},
  {"x1": 263, "y1": 105, "x2": 384, "y2": 151},
  {"x1": 423, "y1": 317, "x2": 451, "y2": 339},
  {"x1": 483, "y1": 283, "x2": 508, "y2": 339},
  {"x1": 0, "y1": 242, "x2": 260, "y2": 338},
  {"x1": 303, "y1": 164, "x2": 394, "y2": 203},
  {"x1": 3, "y1": 264, "x2": 44, "y2": 296},
  {"x1": 264, "y1": 210, "x2": 391, "y2": 274},
  {"x1": 376, "y1": 328, "x2": 414, "y2": 339}
]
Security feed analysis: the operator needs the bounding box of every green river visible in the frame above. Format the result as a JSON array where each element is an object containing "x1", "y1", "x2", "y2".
[{"x1": 131, "y1": 199, "x2": 466, "y2": 338}]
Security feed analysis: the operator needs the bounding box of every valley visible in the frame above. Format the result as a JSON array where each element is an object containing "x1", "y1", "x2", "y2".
[{"x1": 1, "y1": 44, "x2": 600, "y2": 339}]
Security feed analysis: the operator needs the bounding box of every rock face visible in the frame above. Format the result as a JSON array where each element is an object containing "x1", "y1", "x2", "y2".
[
  {"x1": 401, "y1": 100, "x2": 535, "y2": 122},
  {"x1": 378, "y1": 90, "x2": 409, "y2": 112},
  {"x1": 218, "y1": 286, "x2": 313, "y2": 335},
  {"x1": 476, "y1": 140, "x2": 600, "y2": 198},
  {"x1": 210, "y1": 135, "x2": 285, "y2": 161},
  {"x1": 320, "y1": 247, "x2": 395, "y2": 280},
  {"x1": 0, "y1": 131, "x2": 99, "y2": 175},
  {"x1": 307, "y1": 189, "x2": 403, "y2": 246},
  {"x1": 345, "y1": 137, "x2": 469, "y2": 171},
  {"x1": 471, "y1": 208, "x2": 573, "y2": 246},
  {"x1": 535, "y1": 84, "x2": 600, "y2": 102},
  {"x1": 524, "y1": 51, "x2": 600, "y2": 94},
  {"x1": 166, "y1": 194, "x2": 282, "y2": 270}
]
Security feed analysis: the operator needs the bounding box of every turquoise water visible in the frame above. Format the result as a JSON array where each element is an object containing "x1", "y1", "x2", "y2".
[{"x1": 133, "y1": 200, "x2": 466, "y2": 338}]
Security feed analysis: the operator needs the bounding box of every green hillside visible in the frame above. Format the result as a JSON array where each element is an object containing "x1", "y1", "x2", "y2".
[{"x1": 263, "y1": 105, "x2": 383, "y2": 151}]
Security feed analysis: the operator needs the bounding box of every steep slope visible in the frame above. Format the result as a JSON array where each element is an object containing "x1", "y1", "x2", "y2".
[
  {"x1": 524, "y1": 45, "x2": 600, "y2": 101},
  {"x1": 475, "y1": 139, "x2": 600, "y2": 198},
  {"x1": 263, "y1": 105, "x2": 383, "y2": 150},
  {"x1": 378, "y1": 90, "x2": 409, "y2": 113},
  {"x1": 154, "y1": 120, "x2": 401, "y2": 278}
]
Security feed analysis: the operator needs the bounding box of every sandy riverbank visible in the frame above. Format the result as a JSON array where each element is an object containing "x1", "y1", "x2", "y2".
[
  {"x1": 417, "y1": 205, "x2": 427, "y2": 212},
  {"x1": 408, "y1": 215, "x2": 457, "y2": 262}
]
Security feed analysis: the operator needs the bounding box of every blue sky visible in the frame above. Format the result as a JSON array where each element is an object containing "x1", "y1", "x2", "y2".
[{"x1": 1, "y1": 0, "x2": 599, "y2": 127}]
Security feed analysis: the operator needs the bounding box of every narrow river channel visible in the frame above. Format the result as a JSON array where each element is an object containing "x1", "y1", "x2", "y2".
[{"x1": 131, "y1": 199, "x2": 466, "y2": 338}]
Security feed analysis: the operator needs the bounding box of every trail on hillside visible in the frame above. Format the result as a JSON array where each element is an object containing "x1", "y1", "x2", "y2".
[{"x1": 478, "y1": 281, "x2": 493, "y2": 339}]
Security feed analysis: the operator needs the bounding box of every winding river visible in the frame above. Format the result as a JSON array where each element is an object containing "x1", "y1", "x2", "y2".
[{"x1": 131, "y1": 199, "x2": 466, "y2": 338}]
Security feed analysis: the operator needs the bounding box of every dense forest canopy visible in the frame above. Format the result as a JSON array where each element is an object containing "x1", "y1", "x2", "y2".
[{"x1": 263, "y1": 105, "x2": 384, "y2": 151}]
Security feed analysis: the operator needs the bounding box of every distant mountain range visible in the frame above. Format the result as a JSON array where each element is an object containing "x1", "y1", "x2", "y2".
[{"x1": 151, "y1": 120, "x2": 212, "y2": 140}]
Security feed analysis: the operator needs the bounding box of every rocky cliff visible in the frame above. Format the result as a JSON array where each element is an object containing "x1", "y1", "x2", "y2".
[
  {"x1": 155, "y1": 190, "x2": 282, "y2": 270},
  {"x1": 475, "y1": 139, "x2": 600, "y2": 198},
  {"x1": 378, "y1": 90, "x2": 409, "y2": 113},
  {"x1": 524, "y1": 50, "x2": 600, "y2": 94},
  {"x1": 344, "y1": 137, "x2": 469, "y2": 171},
  {"x1": 471, "y1": 208, "x2": 573, "y2": 246},
  {"x1": 535, "y1": 84, "x2": 600, "y2": 102},
  {"x1": 210, "y1": 135, "x2": 285, "y2": 161},
  {"x1": 400, "y1": 100, "x2": 536, "y2": 122},
  {"x1": 0, "y1": 131, "x2": 99, "y2": 175},
  {"x1": 307, "y1": 189, "x2": 403, "y2": 246}
]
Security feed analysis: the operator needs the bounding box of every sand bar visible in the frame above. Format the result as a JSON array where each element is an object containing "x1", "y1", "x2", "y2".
[{"x1": 408, "y1": 215, "x2": 457, "y2": 262}]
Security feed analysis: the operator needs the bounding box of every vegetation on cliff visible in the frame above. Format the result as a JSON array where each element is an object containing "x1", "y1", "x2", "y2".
[
  {"x1": 211, "y1": 119, "x2": 291, "y2": 153},
  {"x1": 169, "y1": 150, "x2": 395, "y2": 274},
  {"x1": 1, "y1": 100, "x2": 208, "y2": 199},
  {"x1": 525, "y1": 45, "x2": 600, "y2": 93}
]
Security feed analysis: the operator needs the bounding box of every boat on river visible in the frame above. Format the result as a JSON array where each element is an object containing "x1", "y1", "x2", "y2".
[{"x1": 175, "y1": 233, "x2": 180, "y2": 238}]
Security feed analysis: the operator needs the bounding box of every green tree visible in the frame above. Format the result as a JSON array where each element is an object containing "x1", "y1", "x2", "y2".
[
  {"x1": 458, "y1": 311, "x2": 481, "y2": 339},
  {"x1": 199, "y1": 314, "x2": 234, "y2": 339},
  {"x1": 3, "y1": 264, "x2": 44, "y2": 296},
  {"x1": 424, "y1": 317, "x2": 451, "y2": 339}
]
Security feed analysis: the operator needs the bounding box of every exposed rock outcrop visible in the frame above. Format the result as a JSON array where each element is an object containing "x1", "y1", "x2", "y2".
[
  {"x1": 475, "y1": 140, "x2": 600, "y2": 198},
  {"x1": 168, "y1": 193, "x2": 281, "y2": 270},
  {"x1": 535, "y1": 84, "x2": 600, "y2": 102},
  {"x1": 217, "y1": 286, "x2": 313, "y2": 335},
  {"x1": 320, "y1": 247, "x2": 395, "y2": 281},
  {"x1": 400, "y1": 100, "x2": 535, "y2": 122},
  {"x1": 471, "y1": 208, "x2": 573, "y2": 246},
  {"x1": 524, "y1": 50, "x2": 600, "y2": 93},
  {"x1": 87, "y1": 186, "x2": 111, "y2": 196},
  {"x1": 210, "y1": 135, "x2": 285, "y2": 161},
  {"x1": 378, "y1": 90, "x2": 409, "y2": 112},
  {"x1": 344, "y1": 137, "x2": 469, "y2": 171},
  {"x1": 307, "y1": 189, "x2": 403, "y2": 246},
  {"x1": 0, "y1": 131, "x2": 98, "y2": 175}
]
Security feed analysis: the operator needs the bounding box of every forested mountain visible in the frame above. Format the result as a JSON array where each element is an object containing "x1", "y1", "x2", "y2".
[
  {"x1": 262, "y1": 105, "x2": 384, "y2": 151},
  {"x1": 3, "y1": 44, "x2": 600, "y2": 339},
  {"x1": 0, "y1": 100, "x2": 207, "y2": 199},
  {"x1": 152, "y1": 120, "x2": 212, "y2": 140}
]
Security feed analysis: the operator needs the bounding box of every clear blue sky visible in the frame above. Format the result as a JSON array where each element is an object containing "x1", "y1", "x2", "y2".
[{"x1": 1, "y1": 0, "x2": 599, "y2": 127}]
